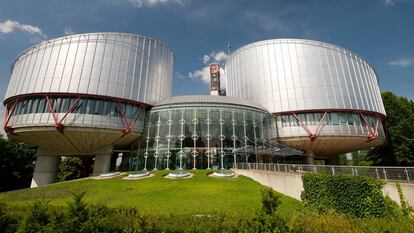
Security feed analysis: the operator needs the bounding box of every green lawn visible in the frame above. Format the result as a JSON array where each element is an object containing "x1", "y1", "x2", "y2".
[{"x1": 0, "y1": 170, "x2": 301, "y2": 216}]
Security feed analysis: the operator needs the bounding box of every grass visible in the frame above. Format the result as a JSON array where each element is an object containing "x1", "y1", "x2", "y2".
[{"x1": 0, "y1": 170, "x2": 301, "y2": 216}]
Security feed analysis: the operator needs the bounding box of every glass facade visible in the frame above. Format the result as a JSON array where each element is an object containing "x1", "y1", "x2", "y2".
[
  {"x1": 276, "y1": 111, "x2": 385, "y2": 138},
  {"x1": 7, "y1": 95, "x2": 146, "y2": 131},
  {"x1": 126, "y1": 104, "x2": 271, "y2": 171}
]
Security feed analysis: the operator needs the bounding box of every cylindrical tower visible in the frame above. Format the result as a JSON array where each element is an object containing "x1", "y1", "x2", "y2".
[
  {"x1": 225, "y1": 39, "x2": 386, "y2": 163},
  {"x1": 3, "y1": 32, "x2": 174, "y2": 186}
]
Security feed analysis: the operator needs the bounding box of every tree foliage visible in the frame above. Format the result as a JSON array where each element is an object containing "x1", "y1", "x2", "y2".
[
  {"x1": 0, "y1": 136, "x2": 36, "y2": 192},
  {"x1": 58, "y1": 157, "x2": 93, "y2": 182},
  {"x1": 368, "y1": 92, "x2": 414, "y2": 165}
]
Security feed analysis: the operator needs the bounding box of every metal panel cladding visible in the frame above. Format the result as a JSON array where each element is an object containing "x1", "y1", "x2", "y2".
[
  {"x1": 5, "y1": 32, "x2": 174, "y2": 105},
  {"x1": 225, "y1": 39, "x2": 385, "y2": 115}
]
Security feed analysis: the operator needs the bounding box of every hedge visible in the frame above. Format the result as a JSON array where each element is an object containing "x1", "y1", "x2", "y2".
[{"x1": 301, "y1": 173, "x2": 401, "y2": 218}]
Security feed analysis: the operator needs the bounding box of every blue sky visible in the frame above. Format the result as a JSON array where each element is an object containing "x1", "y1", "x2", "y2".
[{"x1": 0, "y1": 0, "x2": 413, "y2": 101}]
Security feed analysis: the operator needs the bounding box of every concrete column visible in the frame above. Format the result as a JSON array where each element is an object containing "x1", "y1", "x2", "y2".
[
  {"x1": 306, "y1": 151, "x2": 315, "y2": 165},
  {"x1": 30, "y1": 154, "x2": 61, "y2": 188},
  {"x1": 93, "y1": 154, "x2": 112, "y2": 176}
]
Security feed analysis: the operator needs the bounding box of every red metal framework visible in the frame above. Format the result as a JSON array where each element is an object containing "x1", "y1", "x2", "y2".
[
  {"x1": 118, "y1": 104, "x2": 144, "y2": 137},
  {"x1": 45, "y1": 96, "x2": 81, "y2": 133},
  {"x1": 292, "y1": 112, "x2": 328, "y2": 141},
  {"x1": 3, "y1": 93, "x2": 149, "y2": 135},
  {"x1": 3, "y1": 99, "x2": 19, "y2": 134},
  {"x1": 359, "y1": 113, "x2": 381, "y2": 142}
]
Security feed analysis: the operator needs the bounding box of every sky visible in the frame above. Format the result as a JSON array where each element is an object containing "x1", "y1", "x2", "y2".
[{"x1": 0, "y1": 0, "x2": 413, "y2": 104}]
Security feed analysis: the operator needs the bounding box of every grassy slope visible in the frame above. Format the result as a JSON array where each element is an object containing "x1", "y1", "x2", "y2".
[{"x1": 0, "y1": 170, "x2": 301, "y2": 215}]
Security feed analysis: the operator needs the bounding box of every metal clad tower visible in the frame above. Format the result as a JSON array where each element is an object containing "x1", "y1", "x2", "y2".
[
  {"x1": 225, "y1": 39, "x2": 386, "y2": 163},
  {"x1": 209, "y1": 63, "x2": 221, "y2": 96},
  {"x1": 3, "y1": 33, "x2": 174, "y2": 186}
]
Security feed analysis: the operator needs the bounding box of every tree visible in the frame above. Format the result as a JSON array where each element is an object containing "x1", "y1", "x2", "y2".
[
  {"x1": 0, "y1": 136, "x2": 36, "y2": 192},
  {"x1": 368, "y1": 92, "x2": 414, "y2": 166},
  {"x1": 58, "y1": 157, "x2": 93, "y2": 181}
]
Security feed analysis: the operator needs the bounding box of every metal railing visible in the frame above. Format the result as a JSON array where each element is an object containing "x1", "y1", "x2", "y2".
[{"x1": 234, "y1": 163, "x2": 414, "y2": 183}]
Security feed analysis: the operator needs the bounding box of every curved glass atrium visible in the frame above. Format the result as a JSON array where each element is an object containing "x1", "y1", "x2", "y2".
[{"x1": 124, "y1": 96, "x2": 303, "y2": 171}]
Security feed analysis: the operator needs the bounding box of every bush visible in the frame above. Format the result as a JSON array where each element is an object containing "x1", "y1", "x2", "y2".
[
  {"x1": 302, "y1": 173, "x2": 400, "y2": 218},
  {"x1": 17, "y1": 201, "x2": 51, "y2": 233},
  {"x1": 0, "y1": 202, "x2": 19, "y2": 233},
  {"x1": 2, "y1": 189, "x2": 413, "y2": 232},
  {"x1": 261, "y1": 186, "x2": 281, "y2": 215},
  {"x1": 301, "y1": 173, "x2": 402, "y2": 218}
]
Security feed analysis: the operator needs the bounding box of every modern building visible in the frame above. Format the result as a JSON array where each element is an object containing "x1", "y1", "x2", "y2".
[
  {"x1": 3, "y1": 34, "x2": 386, "y2": 186},
  {"x1": 3, "y1": 33, "x2": 174, "y2": 187},
  {"x1": 225, "y1": 39, "x2": 386, "y2": 163}
]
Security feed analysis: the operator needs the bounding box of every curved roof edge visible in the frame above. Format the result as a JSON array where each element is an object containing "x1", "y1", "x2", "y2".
[
  {"x1": 10, "y1": 32, "x2": 174, "y2": 72},
  {"x1": 153, "y1": 95, "x2": 268, "y2": 112},
  {"x1": 225, "y1": 38, "x2": 378, "y2": 81}
]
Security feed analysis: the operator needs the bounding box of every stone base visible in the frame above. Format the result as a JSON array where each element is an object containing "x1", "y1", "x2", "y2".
[{"x1": 30, "y1": 155, "x2": 61, "y2": 188}]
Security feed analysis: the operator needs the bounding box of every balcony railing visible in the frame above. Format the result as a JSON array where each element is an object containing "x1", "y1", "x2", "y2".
[{"x1": 234, "y1": 163, "x2": 414, "y2": 183}]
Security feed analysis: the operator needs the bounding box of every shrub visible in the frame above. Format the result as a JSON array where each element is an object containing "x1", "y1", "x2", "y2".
[
  {"x1": 261, "y1": 186, "x2": 281, "y2": 215},
  {"x1": 17, "y1": 201, "x2": 51, "y2": 233},
  {"x1": 301, "y1": 173, "x2": 401, "y2": 218}
]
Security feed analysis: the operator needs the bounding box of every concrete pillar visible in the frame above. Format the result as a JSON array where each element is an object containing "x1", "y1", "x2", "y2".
[
  {"x1": 306, "y1": 151, "x2": 315, "y2": 165},
  {"x1": 93, "y1": 154, "x2": 112, "y2": 176},
  {"x1": 31, "y1": 154, "x2": 61, "y2": 188}
]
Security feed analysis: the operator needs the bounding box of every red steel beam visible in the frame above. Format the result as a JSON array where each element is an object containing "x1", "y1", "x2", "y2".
[
  {"x1": 313, "y1": 112, "x2": 328, "y2": 140},
  {"x1": 57, "y1": 97, "x2": 81, "y2": 125},
  {"x1": 359, "y1": 113, "x2": 378, "y2": 142},
  {"x1": 124, "y1": 109, "x2": 143, "y2": 136},
  {"x1": 3, "y1": 99, "x2": 19, "y2": 134},
  {"x1": 46, "y1": 96, "x2": 82, "y2": 134},
  {"x1": 292, "y1": 112, "x2": 327, "y2": 141},
  {"x1": 292, "y1": 113, "x2": 313, "y2": 138},
  {"x1": 45, "y1": 96, "x2": 59, "y2": 126}
]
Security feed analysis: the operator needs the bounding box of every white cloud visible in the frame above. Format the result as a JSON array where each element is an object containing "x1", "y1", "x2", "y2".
[
  {"x1": 202, "y1": 54, "x2": 210, "y2": 64},
  {"x1": 385, "y1": 0, "x2": 395, "y2": 6},
  {"x1": 0, "y1": 20, "x2": 46, "y2": 38},
  {"x1": 202, "y1": 50, "x2": 229, "y2": 65},
  {"x1": 174, "y1": 71, "x2": 185, "y2": 79},
  {"x1": 63, "y1": 26, "x2": 74, "y2": 35},
  {"x1": 385, "y1": 0, "x2": 408, "y2": 6},
  {"x1": 388, "y1": 58, "x2": 414, "y2": 68},
  {"x1": 127, "y1": 0, "x2": 186, "y2": 8},
  {"x1": 243, "y1": 10, "x2": 288, "y2": 34}
]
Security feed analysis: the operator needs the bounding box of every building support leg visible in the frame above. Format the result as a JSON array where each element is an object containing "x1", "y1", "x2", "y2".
[
  {"x1": 30, "y1": 154, "x2": 61, "y2": 188},
  {"x1": 93, "y1": 154, "x2": 112, "y2": 176},
  {"x1": 306, "y1": 151, "x2": 315, "y2": 165}
]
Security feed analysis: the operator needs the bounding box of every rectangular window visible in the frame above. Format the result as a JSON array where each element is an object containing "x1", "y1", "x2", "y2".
[
  {"x1": 353, "y1": 114, "x2": 361, "y2": 126},
  {"x1": 86, "y1": 99, "x2": 95, "y2": 114},
  {"x1": 339, "y1": 113, "x2": 348, "y2": 125},
  {"x1": 94, "y1": 100, "x2": 101, "y2": 115},
  {"x1": 306, "y1": 113, "x2": 315, "y2": 125},
  {"x1": 331, "y1": 113, "x2": 339, "y2": 125},
  {"x1": 289, "y1": 115, "x2": 298, "y2": 126},
  {"x1": 38, "y1": 98, "x2": 46, "y2": 113},
  {"x1": 281, "y1": 115, "x2": 289, "y2": 127},
  {"x1": 347, "y1": 113, "x2": 354, "y2": 125},
  {"x1": 60, "y1": 98, "x2": 70, "y2": 113},
  {"x1": 31, "y1": 98, "x2": 39, "y2": 114},
  {"x1": 313, "y1": 113, "x2": 322, "y2": 125},
  {"x1": 53, "y1": 98, "x2": 61, "y2": 113}
]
